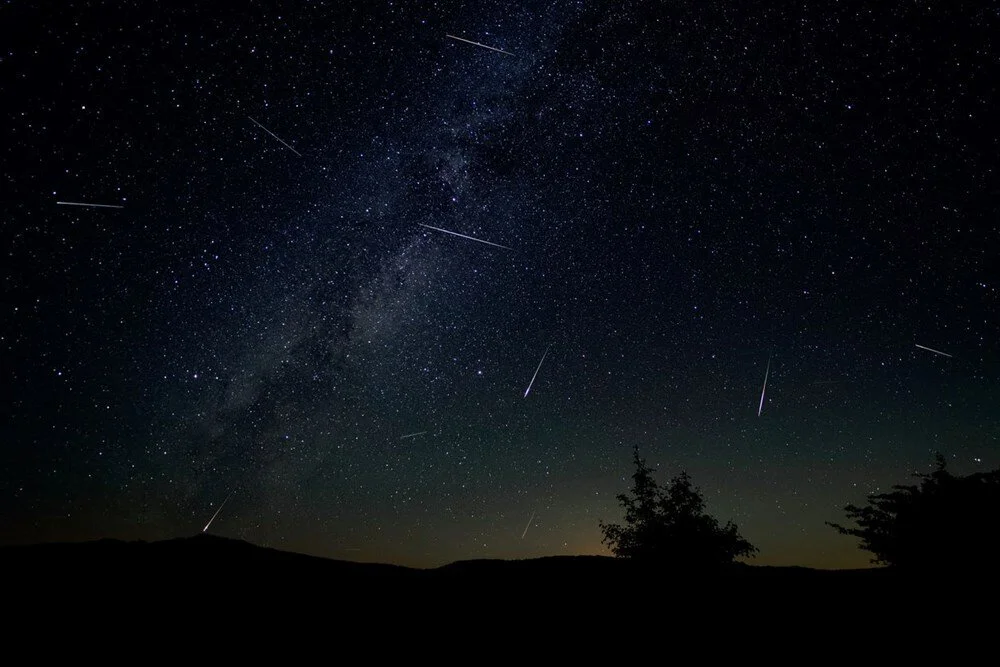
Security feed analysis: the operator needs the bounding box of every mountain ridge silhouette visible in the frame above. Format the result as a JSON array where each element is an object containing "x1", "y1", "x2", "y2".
[
  {"x1": 1, "y1": 534, "x2": 962, "y2": 635},
  {"x1": 1, "y1": 533, "x2": 884, "y2": 581}
]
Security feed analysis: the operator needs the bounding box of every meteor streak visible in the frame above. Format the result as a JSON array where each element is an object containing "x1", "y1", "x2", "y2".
[
  {"x1": 247, "y1": 116, "x2": 302, "y2": 157},
  {"x1": 523, "y1": 345, "x2": 551, "y2": 398},
  {"x1": 56, "y1": 201, "x2": 123, "y2": 209},
  {"x1": 521, "y1": 512, "x2": 535, "y2": 539},
  {"x1": 757, "y1": 355, "x2": 771, "y2": 417},
  {"x1": 418, "y1": 223, "x2": 510, "y2": 249},
  {"x1": 915, "y1": 343, "x2": 952, "y2": 358},
  {"x1": 445, "y1": 34, "x2": 516, "y2": 57},
  {"x1": 399, "y1": 431, "x2": 427, "y2": 440},
  {"x1": 202, "y1": 490, "x2": 236, "y2": 533}
]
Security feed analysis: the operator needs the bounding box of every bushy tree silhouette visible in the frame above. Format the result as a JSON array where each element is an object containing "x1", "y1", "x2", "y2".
[
  {"x1": 600, "y1": 447, "x2": 757, "y2": 568},
  {"x1": 829, "y1": 454, "x2": 1000, "y2": 570}
]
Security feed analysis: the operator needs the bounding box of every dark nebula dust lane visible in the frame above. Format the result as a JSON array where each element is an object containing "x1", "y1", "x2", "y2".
[{"x1": 2, "y1": 2, "x2": 997, "y2": 568}]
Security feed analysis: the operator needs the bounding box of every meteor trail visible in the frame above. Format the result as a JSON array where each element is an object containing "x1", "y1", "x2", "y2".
[
  {"x1": 399, "y1": 431, "x2": 427, "y2": 440},
  {"x1": 202, "y1": 490, "x2": 236, "y2": 533},
  {"x1": 757, "y1": 355, "x2": 771, "y2": 417},
  {"x1": 523, "y1": 345, "x2": 551, "y2": 398},
  {"x1": 418, "y1": 223, "x2": 511, "y2": 250},
  {"x1": 445, "y1": 34, "x2": 516, "y2": 57},
  {"x1": 521, "y1": 512, "x2": 535, "y2": 539},
  {"x1": 915, "y1": 343, "x2": 953, "y2": 358},
  {"x1": 56, "y1": 201, "x2": 123, "y2": 209},
  {"x1": 247, "y1": 116, "x2": 302, "y2": 157}
]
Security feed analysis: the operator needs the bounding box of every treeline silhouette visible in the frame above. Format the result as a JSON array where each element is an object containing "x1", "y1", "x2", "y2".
[
  {"x1": 599, "y1": 447, "x2": 756, "y2": 568},
  {"x1": 827, "y1": 453, "x2": 1000, "y2": 571},
  {"x1": 602, "y1": 448, "x2": 999, "y2": 573}
]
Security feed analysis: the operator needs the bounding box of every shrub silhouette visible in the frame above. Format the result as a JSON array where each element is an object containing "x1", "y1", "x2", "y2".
[
  {"x1": 599, "y1": 447, "x2": 757, "y2": 568},
  {"x1": 828, "y1": 454, "x2": 1000, "y2": 570}
]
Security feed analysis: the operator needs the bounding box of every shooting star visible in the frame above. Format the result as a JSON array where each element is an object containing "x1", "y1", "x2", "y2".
[
  {"x1": 523, "y1": 345, "x2": 551, "y2": 398},
  {"x1": 446, "y1": 34, "x2": 516, "y2": 57},
  {"x1": 757, "y1": 355, "x2": 771, "y2": 417},
  {"x1": 399, "y1": 431, "x2": 428, "y2": 440},
  {"x1": 56, "y1": 201, "x2": 123, "y2": 209},
  {"x1": 521, "y1": 512, "x2": 535, "y2": 539},
  {"x1": 418, "y1": 223, "x2": 511, "y2": 250},
  {"x1": 915, "y1": 344, "x2": 953, "y2": 358},
  {"x1": 202, "y1": 490, "x2": 236, "y2": 533},
  {"x1": 247, "y1": 116, "x2": 302, "y2": 157}
]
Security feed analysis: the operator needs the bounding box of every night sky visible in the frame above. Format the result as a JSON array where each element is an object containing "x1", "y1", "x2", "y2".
[{"x1": 2, "y1": 1, "x2": 997, "y2": 569}]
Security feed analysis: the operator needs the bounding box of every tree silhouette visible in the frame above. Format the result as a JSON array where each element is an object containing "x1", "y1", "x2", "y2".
[
  {"x1": 828, "y1": 454, "x2": 1000, "y2": 570},
  {"x1": 599, "y1": 447, "x2": 757, "y2": 568}
]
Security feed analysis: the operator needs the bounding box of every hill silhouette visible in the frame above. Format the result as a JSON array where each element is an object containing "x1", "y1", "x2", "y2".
[
  {"x1": 2, "y1": 535, "x2": 976, "y2": 638},
  {"x1": 3, "y1": 533, "x2": 887, "y2": 594},
  {"x1": 1, "y1": 533, "x2": 413, "y2": 574}
]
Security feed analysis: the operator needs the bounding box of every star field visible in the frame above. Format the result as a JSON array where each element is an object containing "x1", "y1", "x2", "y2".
[{"x1": 2, "y1": 1, "x2": 997, "y2": 568}]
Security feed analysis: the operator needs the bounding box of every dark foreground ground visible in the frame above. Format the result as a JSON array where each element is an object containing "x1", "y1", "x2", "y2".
[
  {"x1": 2, "y1": 534, "x2": 988, "y2": 641},
  {"x1": 2, "y1": 532, "x2": 884, "y2": 589}
]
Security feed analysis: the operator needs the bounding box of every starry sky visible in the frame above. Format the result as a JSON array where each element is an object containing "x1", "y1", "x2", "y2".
[{"x1": 2, "y1": 1, "x2": 997, "y2": 569}]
